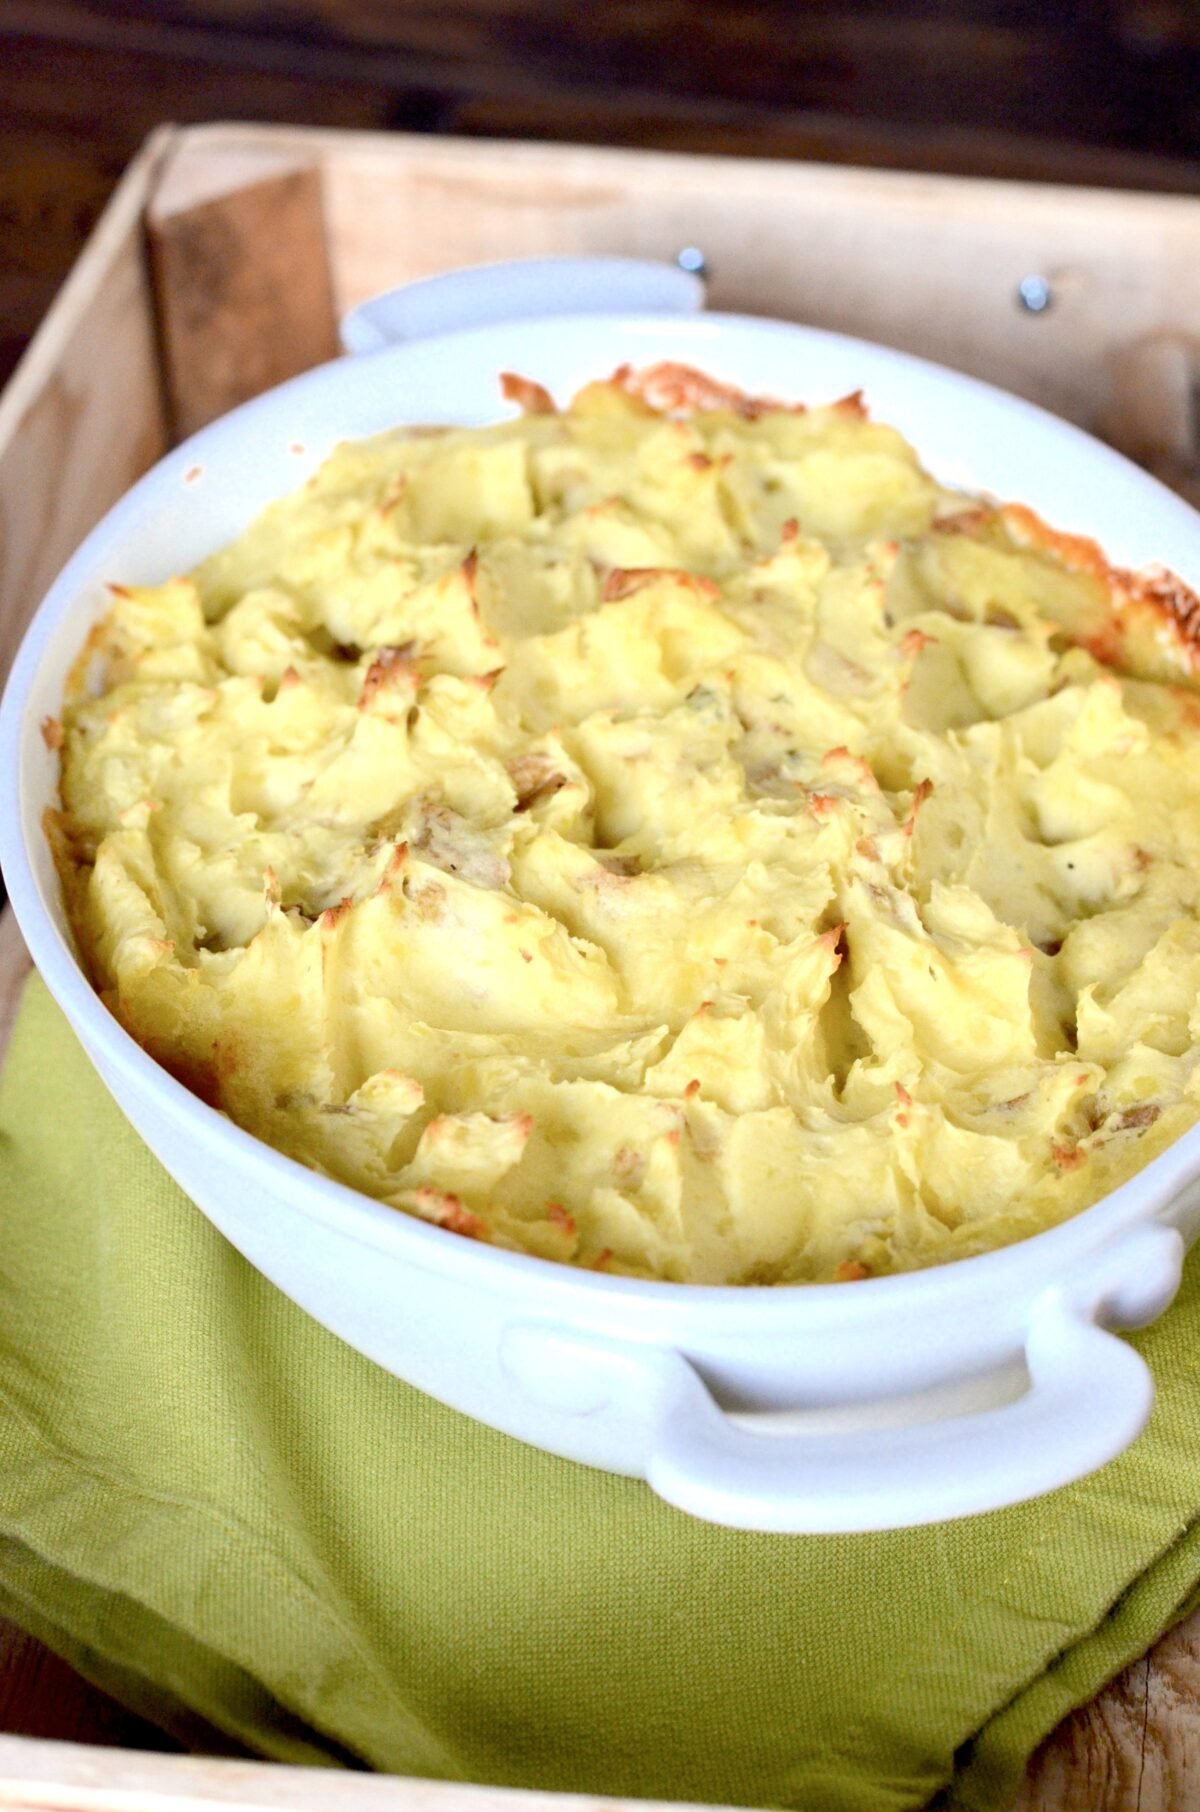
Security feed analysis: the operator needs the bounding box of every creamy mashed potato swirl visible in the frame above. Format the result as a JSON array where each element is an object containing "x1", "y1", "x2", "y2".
[{"x1": 50, "y1": 363, "x2": 1200, "y2": 1283}]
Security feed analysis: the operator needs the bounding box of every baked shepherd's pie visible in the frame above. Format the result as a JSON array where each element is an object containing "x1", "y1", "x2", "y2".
[{"x1": 47, "y1": 363, "x2": 1200, "y2": 1283}]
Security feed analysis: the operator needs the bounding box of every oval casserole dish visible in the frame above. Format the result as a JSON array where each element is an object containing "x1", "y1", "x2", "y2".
[{"x1": 4, "y1": 311, "x2": 1200, "y2": 1532}]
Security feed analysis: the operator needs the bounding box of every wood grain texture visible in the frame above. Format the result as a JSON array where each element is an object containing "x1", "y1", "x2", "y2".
[
  {"x1": 4, "y1": 0, "x2": 1199, "y2": 155},
  {"x1": 0, "y1": 130, "x2": 171, "y2": 681},
  {"x1": 450, "y1": 89, "x2": 1200, "y2": 193},
  {"x1": 0, "y1": 1734, "x2": 730, "y2": 1810},
  {"x1": 192, "y1": 121, "x2": 1200, "y2": 488},
  {"x1": 1016, "y1": 1605, "x2": 1200, "y2": 1810},
  {"x1": 148, "y1": 156, "x2": 338, "y2": 437}
]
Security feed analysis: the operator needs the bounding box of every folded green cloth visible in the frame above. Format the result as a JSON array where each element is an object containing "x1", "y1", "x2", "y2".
[{"x1": 4, "y1": 971, "x2": 1200, "y2": 1811}]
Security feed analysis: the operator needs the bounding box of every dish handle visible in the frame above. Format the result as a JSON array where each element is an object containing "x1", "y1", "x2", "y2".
[
  {"x1": 340, "y1": 255, "x2": 707, "y2": 356},
  {"x1": 501, "y1": 1224, "x2": 1182, "y2": 1533}
]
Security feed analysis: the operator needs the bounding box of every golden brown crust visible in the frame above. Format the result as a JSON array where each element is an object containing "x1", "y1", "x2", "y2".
[
  {"x1": 605, "y1": 363, "x2": 873, "y2": 423},
  {"x1": 64, "y1": 612, "x2": 123, "y2": 704},
  {"x1": 901, "y1": 778, "x2": 933, "y2": 838},
  {"x1": 1001, "y1": 503, "x2": 1124, "y2": 588},
  {"x1": 1130, "y1": 567, "x2": 1200, "y2": 651},
  {"x1": 374, "y1": 471, "x2": 408, "y2": 518},
  {"x1": 609, "y1": 360, "x2": 806, "y2": 420},
  {"x1": 320, "y1": 895, "x2": 354, "y2": 932},
  {"x1": 1002, "y1": 501, "x2": 1200, "y2": 675},
  {"x1": 546, "y1": 1201, "x2": 577, "y2": 1237},
  {"x1": 507, "y1": 751, "x2": 567, "y2": 813},
  {"x1": 51, "y1": 359, "x2": 1200, "y2": 1283},
  {"x1": 405, "y1": 1185, "x2": 490, "y2": 1241},
  {"x1": 358, "y1": 644, "x2": 418, "y2": 711},
  {"x1": 500, "y1": 371, "x2": 557, "y2": 415},
  {"x1": 41, "y1": 807, "x2": 98, "y2": 976},
  {"x1": 601, "y1": 565, "x2": 720, "y2": 603},
  {"x1": 934, "y1": 505, "x2": 997, "y2": 535}
]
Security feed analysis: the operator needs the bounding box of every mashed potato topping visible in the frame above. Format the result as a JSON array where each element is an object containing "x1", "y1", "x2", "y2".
[{"x1": 50, "y1": 363, "x2": 1200, "y2": 1283}]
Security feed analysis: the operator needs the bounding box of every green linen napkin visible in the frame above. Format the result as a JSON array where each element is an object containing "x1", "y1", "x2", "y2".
[{"x1": 4, "y1": 971, "x2": 1200, "y2": 1812}]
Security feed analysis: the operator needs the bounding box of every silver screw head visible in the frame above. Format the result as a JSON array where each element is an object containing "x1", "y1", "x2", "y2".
[
  {"x1": 1017, "y1": 275, "x2": 1053, "y2": 313},
  {"x1": 676, "y1": 246, "x2": 709, "y2": 280}
]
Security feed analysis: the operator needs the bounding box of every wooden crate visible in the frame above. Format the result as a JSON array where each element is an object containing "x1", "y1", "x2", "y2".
[{"x1": 1, "y1": 121, "x2": 1199, "y2": 1812}]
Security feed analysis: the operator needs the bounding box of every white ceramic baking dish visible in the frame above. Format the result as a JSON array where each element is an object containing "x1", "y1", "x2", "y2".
[{"x1": 4, "y1": 281, "x2": 1200, "y2": 1535}]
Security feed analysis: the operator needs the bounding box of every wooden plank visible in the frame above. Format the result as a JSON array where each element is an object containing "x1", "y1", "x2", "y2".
[
  {"x1": 450, "y1": 89, "x2": 1200, "y2": 195},
  {"x1": 3, "y1": 0, "x2": 1200, "y2": 171},
  {"x1": 1104, "y1": 331, "x2": 1200, "y2": 510},
  {"x1": 0, "y1": 128, "x2": 172, "y2": 686},
  {"x1": 147, "y1": 148, "x2": 339, "y2": 438},
  {"x1": 0, "y1": 1735, "x2": 736, "y2": 1811},
  {"x1": 1016, "y1": 1607, "x2": 1200, "y2": 1810},
  {"x1": 157, "y1": 123, "x2": 1200, "y2": 490}
]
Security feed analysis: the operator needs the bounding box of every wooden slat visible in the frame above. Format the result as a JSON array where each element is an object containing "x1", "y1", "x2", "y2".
[
  {"x1": 149, "y1": 123, "x2": 1200, "y2": 489},
  {"x1": 1016, "y1": 1609, "x2": 1200, "y2": 1810},
  {"x1": 0, "y1": 129, "x2": 172, "y2": 685},
  {"x1": 147, "y1": 149, "x2": 339, "y2": 438},
  {"x1": 3, "y1": 0, "x2": 1199, "y2": 165},
  {"x1": 0, "y1": 1735, "x2": 735, "y2": 1811},
  {"x1": 450, "y1": 89, "x2": 1200, "y2": 194}
]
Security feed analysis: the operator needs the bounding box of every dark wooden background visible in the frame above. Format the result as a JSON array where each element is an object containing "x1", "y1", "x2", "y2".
[{"x1": 3, "y1": 0, "x2": 1200, "y2": 394}]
